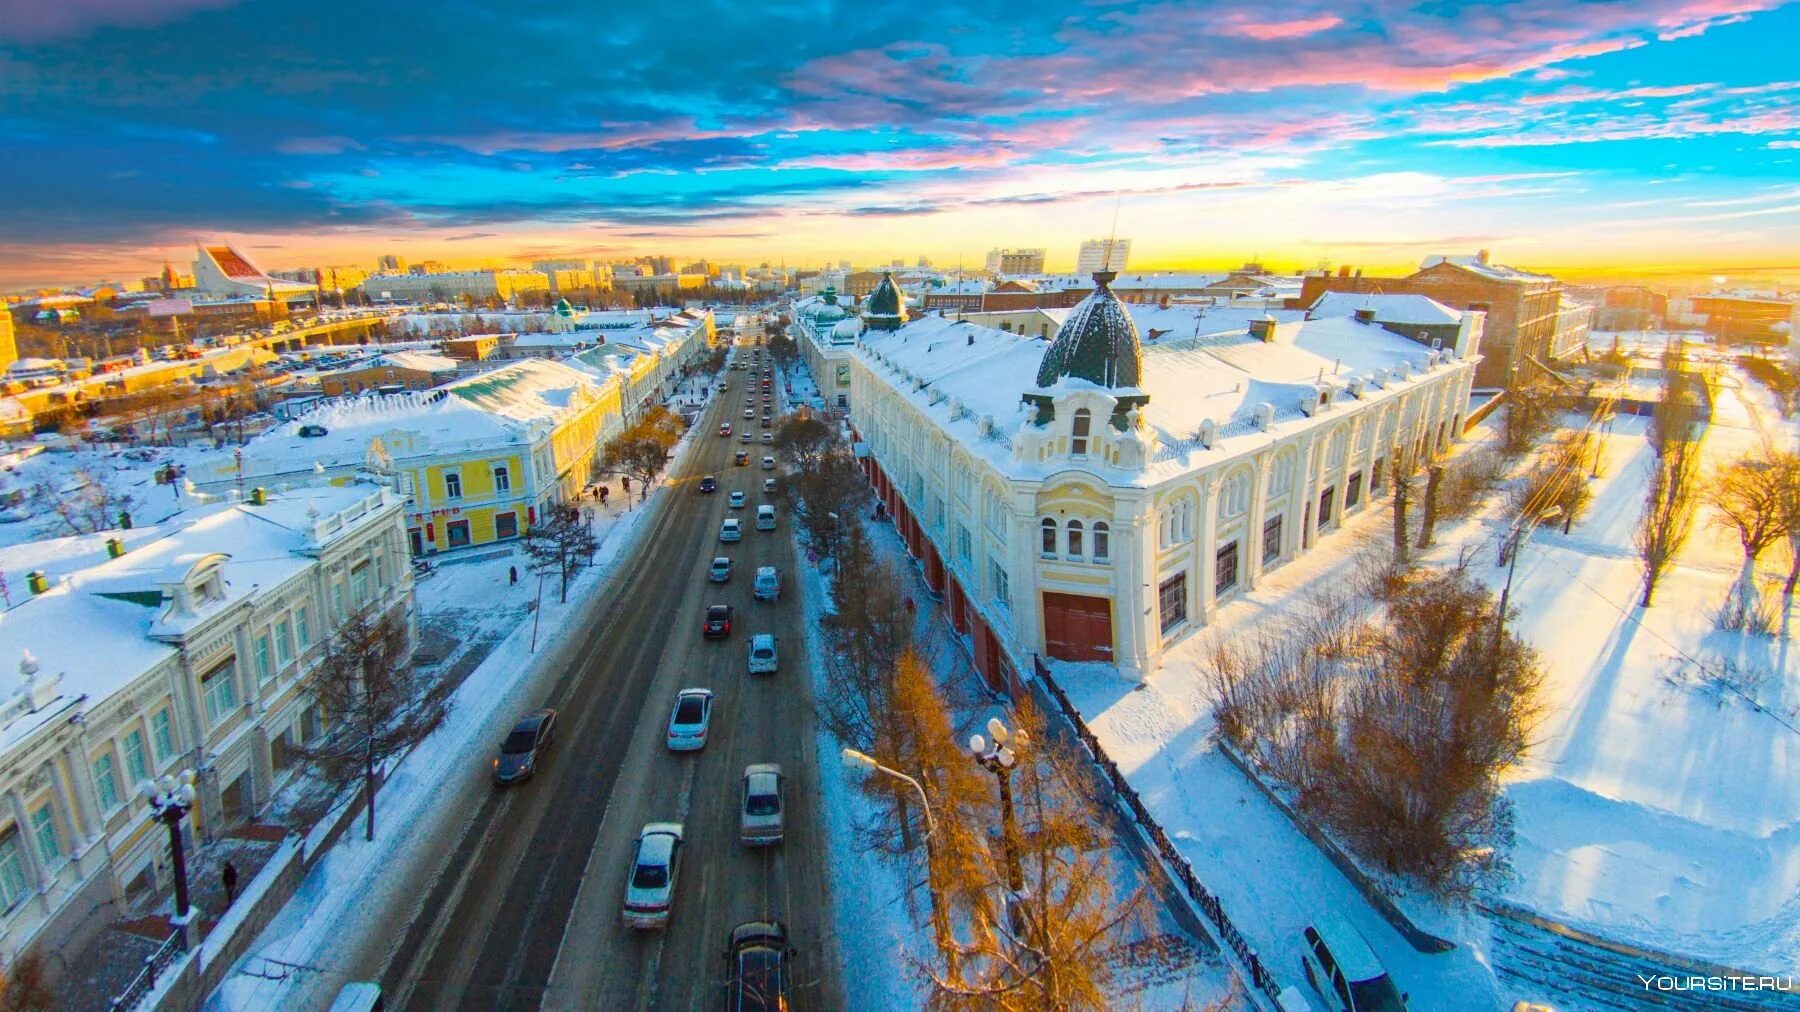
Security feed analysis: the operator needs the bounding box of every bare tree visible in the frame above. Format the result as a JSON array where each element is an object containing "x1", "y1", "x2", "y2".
[
  {"x1": 521, "y1": 507, "x2": 599, "y2": 603},
  {"x1": 1501, "y1": 377, "x2": 1558, "y2": 457},
  {"x1": 1415, "y1": 463, "x2": 1444, "y2": 550},
  {"x1": 775, "y1": 414, "x2": 836, "y2": 473},
  {"x1": 791, "y1": 450, "x2": 870, "y2": 558},
  {"x1": 293, "y1": 606, "x2": 449, "y2": 841},
  {"x1": 1636, "y1": 376, "x2": 1703, "y2": 607},
  {"x1": 0, "y1": 951, "x2": 54, "y2": 1012},
  {"x1": 29, "y1": 466, "x2": 135, "y2": 536},
  {"x1": 817, "y1": 523, "x2": 912, "y2": 755},
  {"x1": 1705, "y1": 452, "x2": 1794, "y2": 626},
  {"x1": 1507, "y1": 430, "x2": 1594, "y2": 529},
  {"x1": 599, "y1": 404, "x2": 683, "y2": 499},
  {"x1": 1389, "y1": 447, "x2": 1413, "y2": 567}
]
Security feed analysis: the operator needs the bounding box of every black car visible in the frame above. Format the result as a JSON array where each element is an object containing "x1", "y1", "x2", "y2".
[
  {"x1": 493, "y1": 709, "x2": 558, "y2": 784},
  {"x1": 699, "y1": 475, "x2": 718, "y2": 494},
  {"x1": 724, "y1": 921, "x2": 793, "y2": 1012},
  {"x1": 703, "y1": 604, "x2": 734, "y2": 639}
]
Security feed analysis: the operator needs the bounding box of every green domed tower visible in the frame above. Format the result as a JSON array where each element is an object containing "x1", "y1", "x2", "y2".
[{"x1": 864, "y1": 271, "x2": 908, "y2": 332}]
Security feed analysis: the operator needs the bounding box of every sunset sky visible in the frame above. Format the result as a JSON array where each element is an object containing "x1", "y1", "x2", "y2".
[{"x1": 1, "y1": 0, "x2": 1797, "y2": 289}]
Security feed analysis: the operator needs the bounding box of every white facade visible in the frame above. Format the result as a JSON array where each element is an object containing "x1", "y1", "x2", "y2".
[
  {"x1": 1075, "y1": 239, "x2": 1131, "y2": 275},
  {"x1": 849, "y1": 310, "x2": 1476, "y2": 681},
  {"x1": 0, "y1": 485, "x2": 412, "y2": 963}
]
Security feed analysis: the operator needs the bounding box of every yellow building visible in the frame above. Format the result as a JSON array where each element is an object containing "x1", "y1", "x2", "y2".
[{"x1": 0, "y1": 311, "x2": 16, "y2": 373}]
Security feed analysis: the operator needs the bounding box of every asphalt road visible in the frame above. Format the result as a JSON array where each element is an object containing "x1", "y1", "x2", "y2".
[{"x1": 375, "y1": 331, "x2": 840, "y2": 1011}]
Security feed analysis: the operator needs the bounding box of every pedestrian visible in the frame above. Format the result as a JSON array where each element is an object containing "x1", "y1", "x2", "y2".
[
  {"x1": 599, "y1": 485, "x2": 609, "y2": 505},
  {"x1": 509, "y1": 565, "x2": 518, "y2": 586},
  {"x1": 620, "y1": 476, "x2": 630, "y2": 495},
  {"x1": 905, "y1": 596, "x2": 916, "y2": 616},
  {"x1": 222, "y1": 861, "x2": 239, "y2": 907}
]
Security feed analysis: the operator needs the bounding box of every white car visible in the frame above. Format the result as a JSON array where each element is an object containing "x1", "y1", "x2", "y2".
[
  {"x1": 760, "y1": 455, "x2": 775, "y2": 470},
  {"x1": 740, "y1": 765, "x2": 785, "y2": 846},
  {"x1": 761, "y1": 432, "x2": 773, "y2": 444},
  {"x1": 708, "y1": 556, "x2": 732, "y2": 582},
  {"x1": 755, "y1": 504, "x2": 777, "y2": 531},
  {"x1": 666, "y1": 688, "x2": 714, "y2": 751},
  {"x1": 747, "y1": 633, "x2": 778, "y2": 675},
  {"x1": 622, "y1": 822, "x2": 684, "y2": 929},
  {"x1": 753, "y1": 566, "x2": 781, "y2": 601},
  {"x1": 762, "y1": 478, "x2": 776, "y2": 494},
  {"x1": 743, "y1": 409, "x2": 754, "y2": 419},
  {"x1": 719, "y1": 518, "x2": 742, "y2": 542},
  {"x1": 1301, "y1": 912, "x2": 1409, "y2": 1012},
  {"x1": 728, "y1": 490, "x2": 746, "y2": 509}
]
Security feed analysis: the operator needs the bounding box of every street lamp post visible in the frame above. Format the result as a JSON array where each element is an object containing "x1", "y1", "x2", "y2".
[
  {"x1": 1495, "y1": 505, "x2": 1562, "y2": 651},
  {"x1": 843, "y1": 748, "x2": 955, "y2": 975},
  {"x1": 969, "y1": 717, "x2": 1026, "y2": 900},
  {"x1": 139, "y1": 771, "x2": 199, "y2": 925}
]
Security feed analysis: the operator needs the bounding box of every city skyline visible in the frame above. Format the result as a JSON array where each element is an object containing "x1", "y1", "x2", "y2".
[{"x1": 2, "y1": 0, "x2": 1799, "y2": 289}]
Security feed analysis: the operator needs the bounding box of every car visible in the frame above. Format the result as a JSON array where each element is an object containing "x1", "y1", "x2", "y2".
[
  {"x1": 747, "y1": 633, "x2": 778, "y2": 675},
  {"x1": 755, "y1": 504, "x2": 777, "y2": 531},
  {"x1": 699, "y1": 475, "x2": 718, "y2": 493},
  {"x1": 1301, "y1": 913, "x2": 1409, "y2": 1012},
  {"x1": 666, "y1": 688, "x2": 714, "y2": 750},
  {"x1": 717, "y1": 423, "x2": 731, "y2": 437},
  {"x1": 753, "y1": 566, "x2": 781, "y2": 601},
  {"x1": 492, "y1": 709, "x2": 558, "y2": 784},
  {"x1": 740, "y1": 431, "x2": 753, "y2": 442},
  {"x1": 762, "y1": 478, "x2": 776, "y2": 493},
  {"x1": 761, "y1": 429, "x2": 773, "y2": 440},
  {"x1": 720, "y1": 517, "x2": 743, "y2": 541},
  {"x1": 708, "y1": 556, "x2": 732, "y2": 582},
  {"x1": 743, "y1": 409, "x2": 754, "y2": 419},
  {"x1": 298, "y1": 424, "x2": 329, "y2": 437},
  {"x1": 622, "y1": 822, "x2": 684, "y2": 930},
  {"x1": 729, "y1": 490, "x2": 746, "y2": 509},
  {"x1": 704, "y1": 603, "x2": 734, "y2": 638},
  {"x1": 740, "y1": 764, "x2": 785, "y2": 845},
  {"x1": 724, "y1": 921, "x2": 794, "y2": 1011},
  {"x1": 735, "y1": 450, "x2": 750, "y2": 466},
  {"x1": 760, "y1": 455, "x2": 776, "y2": 471}
]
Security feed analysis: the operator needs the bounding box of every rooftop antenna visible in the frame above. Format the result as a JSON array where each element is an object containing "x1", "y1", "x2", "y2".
[{"x1": 1103, "y1": 190, "x2": 1123, "y2": 273}]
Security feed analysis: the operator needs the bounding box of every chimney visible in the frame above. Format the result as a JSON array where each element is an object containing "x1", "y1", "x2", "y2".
[
  {"x1": 105, "y1": 537, "x2": 125, "y2": 559},
  {"x1": 1353, "y1": 307, "x2": 1377, "y2": 325},
  {"x1": 1354, "y1": 268, "x2": 1363, "y2": 278},
  {"x1": 250, "y1": 486, "x2": 269, "y2": 506},
  {"x1": 1478, "y1": 249, "x2": 1491, "y2": 265},
  {"x1": 1337, "y1": 265, "x2": 1352, "y2": 278},
  {"x1": 1248, "y1": 315, "x2": 1278, "y2": 342},
  {"x1": 26, "y1": 571, "x2": 47, "y2": 596}
]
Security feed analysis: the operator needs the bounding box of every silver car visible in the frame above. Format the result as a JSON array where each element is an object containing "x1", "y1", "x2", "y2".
[
  {"x1": 740, "y1": 764, "x2": 784, "y2": 846},
  {"x1": 622, "y1": 822, "x2": 684, "y2": 929}
]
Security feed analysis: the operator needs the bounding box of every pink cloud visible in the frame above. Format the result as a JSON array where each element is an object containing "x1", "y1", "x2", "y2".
[
  {"x1": 1216, "y1": 15, "x2": 1343, "y2": 41},
  {"x1": 0, "y1": 0, "x2": 238, "y2": 43}
]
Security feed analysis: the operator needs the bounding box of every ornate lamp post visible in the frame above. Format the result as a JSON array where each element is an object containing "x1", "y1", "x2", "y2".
[
  {"x1": 139, "y1": 771, "x2": 199, "y2": 922},
  {"x1": 969, "y1": 717, "x2": 1026, "y2": 899}
]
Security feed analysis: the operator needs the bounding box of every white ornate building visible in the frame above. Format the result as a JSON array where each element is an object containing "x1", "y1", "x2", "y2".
[
  {"x1": 849, "y1": 270, "x2": 1480, "y2": 684},
  {"x1": 0, "y1": 484, "x2": 411, "y2": 963}
]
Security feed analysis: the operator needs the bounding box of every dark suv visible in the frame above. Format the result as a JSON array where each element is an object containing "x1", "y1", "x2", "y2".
[
  {"x1": 724, "y1": 921, "x2": 793, "y2": 1012},
  {"x1": 698, "y1": 475, "x2": 718, "y2": 494},
  {"x1": 493, "y1": 709, "x2": 558, "y2": 784},
  {"x1": 703, "y1": 604, "x2": 734, "y2": 639}
]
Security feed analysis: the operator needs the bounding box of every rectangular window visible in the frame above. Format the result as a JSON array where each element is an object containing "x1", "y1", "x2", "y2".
[
  {"x1": 988, "y1": 557, "x2": 1011, "y2": 611},
  {"x1": 1319, "y1": 487, "x2": 1336, "y2": 528},
  {"x1": 122, "y1": 729, "x2": 149, "y2": 784},
  {"x1": 202, "y1": 660, "x2": 238, "y2": 726},
  {"x1": 92, "y1": 753, "x2": 121, "y2": 811},
  {"x1": 492, "y1": 464, "x2": 511, "y2": 492},
  {"x1": 447, "y1": 520, "x2": 472, "y2": 549},
  {"x1": 495, "y1": 512, "x2": 519, "y2": 540},
  {"x1": 444, "y1": 471, "x2": 463, "y2": 500},
  {"x1": 350, "y1": 561, "x2": 371, "y2": 605},
  {"x1": 331, "y1": 582, "x2": 345, "y2": 620},
  {"x1": 957, "y1": 524, "x2": 973, "y2": 565},
  {"x1": 295, "y1": 605, "x2": 312, "y2": 648},
  {"x1": 1215, "y1": 540, "x2": 1240, "y2": 594},
  {"x1": 1371, "y1": 458, "x2": 1385, "y2": 494},
  {"x1": 254, "y1": 634, "x2": 273, "y2": 684},
  {"x1": 29, "y1": 804, "x2": 59, "y2": 868},
  {"x1": 1041, "y1": 520, "x2": 1057, "y2": 556},
  {"x1": 1262, "y1": 515, "x2": 1283, "y2": 564},
  {"x1": 1093, "y1": 523, "x2": 1110, "y2": 562},
  {"x1": 275, "y1": 620, "x2": 293, "y2": 666},
  {"x1": 1159, "y1": 573, "x2": 1187, "y2": 634},
  {"x1": 150, "y1": 709, "x2": 176, "y2": 761},
  {"x1": 1346, "y1": 473, "x2": 1363, "y2": 510},
  {"x1": 0, "y1": 832, "x2": 28, "y2": 910}
]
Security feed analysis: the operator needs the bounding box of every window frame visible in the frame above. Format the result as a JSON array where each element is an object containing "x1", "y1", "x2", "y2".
[
  {"x1": 492, "y1": 463, "x2": 511, "y2": 493},
  {"x1": 443, "y1": 470, "x2": 463, "y2": 500},
  {"x1": 201, "y1": 659, "x2": 239, "y2": 726},
  {"x1": 1092, "y1": 521, "x2": 1110, "y2": 562},
  {"x1": 1040, "y1": 517, "x2": 1057, "y2": 557},
  {"x1": 29, "y1": 803, "x2": 60, "y2": 869},
  {"x1": 1215, "y1": 539, "x2": 1240, "y2": 594},
  {"x1": 91, "y1": 751, "x2": 122, "y2": 812},
  {"x1": 1070, "y1": 408, "x2": 1092, "y2": 457},
  {"x1": 1066, "y1": 519, "x2": 1084, "y2": 559},
  {"x1": 1158, "y1": 572, "x2": 1188, "y2": 635},
  {"x1": 150, "y1": 708, "x2": 176, "y2": 761},
  {"x1": 0, "y1": 831, "x2": 29, "y2": 910}
]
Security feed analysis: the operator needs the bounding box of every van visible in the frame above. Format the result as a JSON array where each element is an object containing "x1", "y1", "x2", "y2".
[
  {"x1": 1300, "y1": 912, "x2": 1408, "y2": 1012},
  {"x1": 755, "y1": 505, "x2": 776, "y2": 531},
  {"x1": 753, "y1": 566, "x2": 781, "y2": 601}
]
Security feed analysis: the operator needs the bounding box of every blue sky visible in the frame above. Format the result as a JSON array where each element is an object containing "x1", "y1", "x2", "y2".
[{"x1": 1, "y1": 0, "x2": 1796, "y2": 287}]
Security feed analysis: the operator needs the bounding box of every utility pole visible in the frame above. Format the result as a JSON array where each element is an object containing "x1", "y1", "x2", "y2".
[{"x1": 1495, "y1": 505, "x2": 1562, "y2": 651}]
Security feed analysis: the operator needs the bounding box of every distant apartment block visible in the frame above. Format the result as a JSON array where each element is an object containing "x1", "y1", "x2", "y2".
[
  {"x1": 1075, "y1": 239, "x2": 1131, "y2": 275},
  {"x1": 984, "y1": 248, "x2": 1047, "y2": 275},
  {"x1": 361, "y1": 269, "x2": 551, "y2": 303}
]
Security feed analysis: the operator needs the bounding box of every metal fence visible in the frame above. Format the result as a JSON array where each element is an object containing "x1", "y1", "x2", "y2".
[
  {"x1": 1032, "y1": 656, "x2": 1287, "y2": 1005},
  {"x1": 109, "y1": 930, "x2": 186, "y2": 1011}
]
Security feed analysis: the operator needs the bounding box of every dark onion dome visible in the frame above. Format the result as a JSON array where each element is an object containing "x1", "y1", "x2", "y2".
[
  {"x1": 864, "y1": 271, "x2": 908, "y2": 331},
  {"x1": 1034, "y1": 269, "x2": 1142, "y2": 389},
  {"x1": 554, "y1": 296, "x2": 576, "y2": 317}
]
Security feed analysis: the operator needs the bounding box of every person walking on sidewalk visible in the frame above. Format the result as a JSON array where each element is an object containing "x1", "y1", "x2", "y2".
[
  {"x1": 222, "y1": 861, "x2": 239, "y2": 907},
  {"x1": 509, "y1": 565, "x2": 518, "y2": 587}
]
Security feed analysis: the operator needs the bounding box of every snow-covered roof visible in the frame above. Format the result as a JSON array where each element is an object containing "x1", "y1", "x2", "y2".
[
  {"x1": 858, "y1": 310, "x2": 1447, "y2": 484},
  {"x1": 242, "y1": 359, "x2": 601, "y2": 472},
  {"x1": 0, "y1": 484, "x2": 395, "y2": 753},
  {"x1": 1308, "y1": 292, "x2": 1464, "y2": 328},
  {"x1": 378, "y1": 351, "x2": 459, "y2": 373},
  {"x1": 1418, "y1": 254, "x2": 1552, "y2": 283}
]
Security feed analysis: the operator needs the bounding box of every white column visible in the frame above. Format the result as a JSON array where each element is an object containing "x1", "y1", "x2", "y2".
[
  {"x1": 1006, "y1": 488, "x2": 1043, "y2": 660},
  {"x1": 1244, "y1": 451, "x2": 1273, "y2": 589},
  {"x1": 58, "y1": 745, "x2": 103, "y2": 851},
  {"x1": 1196, "y1": 474, "x2": 1219, "y2": 624},
  {"x1": 1296, "y1": 436, "x2": 1320, "y2": 554}
]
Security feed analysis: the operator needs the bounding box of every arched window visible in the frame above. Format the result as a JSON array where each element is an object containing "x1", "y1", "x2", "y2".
[
  {"x1": 1067, "y1": 519, "x2": 1084, "y2": 558},
  {"x1": 1219, "y1": 471, "x2": 1251, "y2": 521},
  {"x1": 1093, "y1": 522, "x2": 1110, "y2": 561},
  {"x1": 1270, "y1": 452, "x2": 1296, "y2": 496},
  {"x1": 1041, "y1": 517, "x2": 1057, "y2": 555},
  {"x1": 1070, "y1": 408, "x2": 1092, "y2": 456},
  {"x1": 1327, "y1": 428, "x2": 1347, "y2": 468}
]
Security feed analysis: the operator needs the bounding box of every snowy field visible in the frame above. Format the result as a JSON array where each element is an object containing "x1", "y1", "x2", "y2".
[{"x1": 1058, "y1": 359, "x2": 1800, "y2": 1008}]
